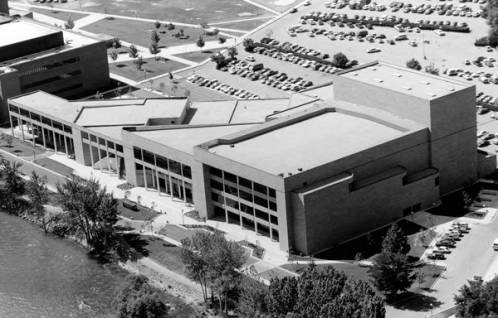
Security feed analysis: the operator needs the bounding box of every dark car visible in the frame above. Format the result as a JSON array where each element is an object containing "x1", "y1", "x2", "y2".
[
  {"x1": 436, "y1": 240, "x2": 456, "y2": 247},
  {"x1": 428, "y1": 252, "x2": 445, "y2": 260}
]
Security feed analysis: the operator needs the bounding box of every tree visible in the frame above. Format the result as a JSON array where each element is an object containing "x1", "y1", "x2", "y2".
[
  {"x1": 112, "y1": 38, "x2": 122, "y2": 48},
  {"x1": 134, "y1": 56, "x2": 145, "y2": 71},
  {"x1": 455, "y1": 276, "x2": 488, "y2": 318},
  {"x1": 154, "y1": 20, "x2": 161, "y2": 29},
  {"x1": 1, "y1": 157, "x2": 25, "y2": 195},
  {"x1": 486, "y1": 0, "x2": 498, "y2": 46},
  {"x1": 333, "y1": 52, "x2": 349, "y2": 68},
  {"x1": 181, "y1": 231, "x2": 246, "y2": 313},
  {"x1": 167, "y1": 23, "x2": 175, "y2": 30},
  {"x1": 227, "y1": 47, "x2": 238, "y2": 60},
  {"x1": 371, "y1": 252, "x2": 413, "y2": 297},
  {"x1": 238, "y1": 276, "x2": 269, "y2": 317},
  {"x1": 128, "y1": 45, "x2": 139, "y2": 58},
  {"x1": 218, "y1": 36, "x2": 226, "y2": 44},
  {"x1": 210, "y1": 53, "x2": 227, "y2": 69},
  {"x1": 149, "y1": 43, "x2": 161, "y2": 59},
  {"x1": 406, "y1": 58, "x2": 422, "y2": 71},
  {"x1": 425, "y1": 63, "x2": 440, "y2": 75},
  {"x1": 243, "y1": 38, "x2": 255, "y2": 52},
  {"x1": 65, "y1": 17, "x2": 75, "y2": 29},
  {"x1": 381, "y1": 224, "x2": 410, "y2": 255},
  {"x1": 26, "y1": 171, "x2": 49, "y2": 233},
  {"x1": 57, "y1": 176, "x2": 118, "y2": 250},
  {"x1": 114, "y1": 275, "x2": 169, "y2": 318},
  {"x1": 151, "y1": 30, "x2": 161, "y2": 44},
  {"x1": 196, "y1": 36, "x2": 205, "y2": 48},
  {"x1": 109, "y1": 50, "x2": 118, "y2": 62}
]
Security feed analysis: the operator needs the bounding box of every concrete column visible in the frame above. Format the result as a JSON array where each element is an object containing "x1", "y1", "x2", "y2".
[
  {"x1": 20, "y1": 117, "x2": 25, "y2": 141},
  {"x1": 9, "y1": 115, "x2": 14, "y2": 139},
  {"x1": 154, "y1": 156, "x2": 160, "y2": 194},
  {"x1": 114, "y1": 145, "x2": 119, "y2": 176},
  {"x1": 41, "y1": 127, "x2": 46, "y2": 149},
  {"x1": 29, "y1": 115, "x2": 35, "y2": 148},
  {"x1": 89, "y1": 142, "x2": 95, "y2": 168},
  {"x1": 105, "y1": 144, "x2": 111, "y2": 173}
]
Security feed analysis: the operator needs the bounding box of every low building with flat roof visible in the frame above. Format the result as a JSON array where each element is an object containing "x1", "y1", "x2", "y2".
[
  {"x1": 0, "y1": 18, "x2": 110, "y2": 123},
  {"x1": 7, "y1": 61, "x2": 491, "y2": 255}
]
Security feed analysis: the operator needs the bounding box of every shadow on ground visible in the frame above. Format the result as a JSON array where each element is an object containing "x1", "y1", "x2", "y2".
[{"x1": 387, "y1": 292, "x2": 443, "y2": 312}]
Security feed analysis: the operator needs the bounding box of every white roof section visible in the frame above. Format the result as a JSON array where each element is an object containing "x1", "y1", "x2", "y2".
[
  {"x1": 230, "y1": 99, "x2": 290, "y2": 124},
  {"x1": 9, "y1": 91, "x2": 80, "y2": 123},
  {"x1": 189, "y1": 100, "x2": 237, "y2": 125},
  {"x1": 0, "y1": 20, "x2": 59, "y2": 47},
  {"x1": 209, "y1": 111, "x2": 405, "y2": 175}
]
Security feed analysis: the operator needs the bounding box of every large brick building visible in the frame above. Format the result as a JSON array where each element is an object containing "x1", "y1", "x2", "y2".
[
  {"x1": 7, "y1": 62, "x2": 492, "y2": 255},
  {"x1": 0, "y1": 18, "x2": 110, "y2": 123}
]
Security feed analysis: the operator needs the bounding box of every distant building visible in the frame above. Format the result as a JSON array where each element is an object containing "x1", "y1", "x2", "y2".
[
  {"x1": 7, "y1": 62, "x2": 492, "y2": 255},
  {"x1": 0, "y1": 18, "x2": 110, "y2": 123},
  {"x1": 0, "y1": 0, "x2": 8, "y2": 15}
]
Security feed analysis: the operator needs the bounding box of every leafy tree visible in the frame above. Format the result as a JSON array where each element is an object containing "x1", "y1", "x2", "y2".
[
  {"x1": 333, "y1": 52, "x2": 349, "y2": 68},
  {"x1": 109, "y1": 50, "x2": 118, "y2": 62},
  {"x1": 57, "y1": 177, "x2": 118, "y2": 250},
  {"x1": 149, "y1": 43, "x2": 161, "y2": 58},
  {"x1": 243, "y1": 38, "x2": 255, "y2": 52},
  {"x1": 486, "y1": 0, "x2": 498, "y2": 46},
  {"x1": 210, "y1": 53, "x2": 227, "y2": 69},
  {"x1": 486, "y1": 276, "x2": 498, "y2": 314},
  {"x1": 425, "y1": 63, "x2": 439, "y2": 75},
  {"x1": 167, "y1": 23, "x2": 175, "y2": 30},
  {"x1": 134, "y1": 56, "x2": 145, "y2": 71},
  {"x1": 218, "y1": 36, "x2": 226, "y2": 44},
  {"x1": 151, "y1": 30, "x2": 161, "y2": 44},
  {"x1": 455, "y1": 276, "x2": 488, "y2": 318},
  {"x1": 128, "y1": 45, "x2": 139, "y2": 58},
  {"x1": 114, "y1": 275, "x2": 169, "y2": 318},
  {"x1": 181, "y1": 231, "x2": 246, "y2": 313},
  {"x1": 154, "y1": 20, "x2": 161, "y2": 29},
  {"x1": 227, "y1": 47, "x2": 238, "y2": 60},
  {"x1": 112, "y1": 38, "x2": 122, "y2": 48},
  {"x1": 381, "y1": 224, "x2": 410, "y2": 255},
  {"x1": 406, "y1": 58, "x2": 422, "y2": 71},
  {"x1": 238, "y1": 276, "x2": 269, "y2": 317},
  {"x1": 1, "y1": 157, "x2": 25, "y2": 195},
  {"x1": 196, "y1": 36, "x2": 205, "y2": 48},
  {"x1": 65, "y1": 17, "x2": 75, "y2": 29},
  {"x1": 26, "y1": 171, "x2": 49, "y2": 232}
]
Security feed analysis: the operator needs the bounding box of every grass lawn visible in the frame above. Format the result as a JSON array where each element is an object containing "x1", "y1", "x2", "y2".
[
  {"x1": 281, "y1": 262, "x2": 372, "y2": 283},
  {"x1": 214, "y1": 17, "x2": 273, "y2": 31},
  {"x1": 0, "y1": 133, "x2": 47, "y2": 157},
  {"x1": 33, "y1": 157, "x2": 74, "y2": 177},
  {"x1": 110, "y1": 57, "x2": 189, "y2": 82},
  {"x1": 141, "y1": 235, "x2": 186, "y2": 276},
  {"x1": 175, "y1": 49, "x2": 226, "y2": 63},
  {"x1": 30, "y1": 7, "x2": 88, "y2": 21},
  {"x1": 159, "y1": 224, "x2": 201, "y2": 242},
  {"x1": 118, "y1": 200, "x2": 160, "y2": 221},
  {"x1": 410, "y1": 264, "x2": 445, "y2": 293},
  {"x1": 49, "y1": 0, "x2": 264, "y2": 24},
  {"x1": 83, "y1": 18, "x2": 219, "y2": 48}
]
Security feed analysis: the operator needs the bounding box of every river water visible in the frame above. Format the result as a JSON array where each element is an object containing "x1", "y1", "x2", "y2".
[{"x1": 0, "y1": 212, "x2": 127, "y2": 318}]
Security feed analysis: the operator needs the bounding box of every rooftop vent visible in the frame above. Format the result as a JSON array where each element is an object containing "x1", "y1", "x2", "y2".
[
  {"x1": 278, "y1": 173, "x2": 284, "y2": 177},
  {"x1": 448, "y1": 87, "x2": 455, "y2": 91},
  {"x1": 393, "y1": 73, "x2": 402, "y2": 77},
  {"x1": 230, "y1": 144, "x2": 234, "y2": 148},
  {"x1": 353, "y1": 73, "x2": 359, "y2": 76},
  {"x1": 288, "y1": 172, "x2": 293, "y2": 176},
  {"x1": 298, "y1": 168, "x2": 303, "y2": 172},
  {"x1": 372, "y1": 68, "x2": 377, "y2": 71},
  {"x1": 403, "y1": 86, "x2": 412, "y2": 91},
  {"x1": 421, "y1": 81, "x2": 431, "y2": 85},
  {"x1": 374, "y1": 78, "x2": 384, "y2": 83}
]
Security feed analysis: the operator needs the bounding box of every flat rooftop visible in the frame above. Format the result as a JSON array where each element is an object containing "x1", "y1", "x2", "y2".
[
  {"x1": 340, "y1": 62, "x2": 472, "y2": 100},
  {"x1": 131, "y1": 124, "x2": 253, "y2": 155},
  {"x1": 9, "y1": 91, "x2": 80, "y2": 123},
  {"x1": 208, "y1": 110, "x2": 406, "y2": 175},
  {"x1": 0, "y1": 20, "x2": 59, "y2": 47}
]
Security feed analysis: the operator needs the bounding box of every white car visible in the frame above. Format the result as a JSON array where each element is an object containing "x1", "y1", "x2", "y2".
[
  {"x1": 435, "y1": 29, "x2": 446, "y2": 36},
  {"x1": 245, "y1": 55, "x2": 255, "y2": 62},
  {"x1": 366, "y1": 47, "x2": 381, "y2": 53},
  {"x1": 434, "y1": 246, "x2": 451, "y2": 254}
]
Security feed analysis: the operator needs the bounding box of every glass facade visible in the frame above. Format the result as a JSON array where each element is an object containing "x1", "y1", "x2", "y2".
[
  {"x1": 208, "y1": 166, "x2": 279, "y2": 241},
  {"x1": 9, "y1": 104, "x2": 75, "y2": 157},
  {"x1": 81, "y1": 132, "x2": 125, "y2": 179},
  {"x1": 133, "y1": 147, "x2": 193, "y2": 203}
]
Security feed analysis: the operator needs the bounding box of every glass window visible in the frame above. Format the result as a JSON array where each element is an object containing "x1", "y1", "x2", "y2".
[
  {"x1": 255, "y1": 209, "x2": 269, "y2": 221},
  {"x1": 90, "y1": 134, "x2": 97, "y2": 142},
  {"x1": 182, "y1": 165, "x2": 192, "y2": 179},
  {"x1": 269, "y1": 201, "x2": 277, "y2": 211},
  {"x1": 225, "y1": 197, "x2": 239, "y2": 210},
  {"x1": 133, "y1": 147, "x2": 142, "y2": 160},
  {"x1": 240, "y1": 203, "x2": 253, "y2": 215},
  {"x1": 156, "y1": 155, "x2": 168, "y2": 170},
  {"x1": 224, "y1": 172, "x2": 237, "y2": 183},
  {"x1": 52, "y1": 121, "x2": 63, "y2": 131},
  {"x1": 169, "y1": 159, "x2": 182, "y2": 175},
  {"x1": 269, "y1": 188, "x2": 276, "y2": 198},
  {"x1": 239, "y1": 177, "x2": 252, "y2": 189},
  {"x1": 211, "y1": 192, "x2": 222, "y2": 203},
  {"x1": 143, "y1": 150, "x2": 155, "y2": 165},
  {"x1": 239, "y1": 189, "x2": 253, "y2": 202},
  {"x1": 210, "y1": 167, "x2": 222, "y2": 177},
  {"x1": 270, "y1": 215, "x2": 278, "y2": 225},
  {"x1": 254, "y1": 182, "x2": 267, "y2": 196},
  {"x1": 20, "y1": 108, "x2": 29, "y2": 117},
  {"x1": 98, "y1": 138, "x2": 106, "y2": 146},
  {"x1": 42, "y1": 116, "x2": 51, "y2": 125},
  {"x1": 9, "y1": 105, "x2": 19, "y2": 113},
  {"x1": 107, "y1": 141, "x2": 115, "y2": 149},
  {"x1": 81, "y1": 132, "x2": 89, "y2": 140},
  {"x1": 254, "y1": 195, "x2": 268, "y2": 208},
  {"x1": 63, "y1": 125, "x2": 72, "y2": 133},
  {"x1": 116, "y1": 144, "x2": 123, "y2": 152},
  {"x1": 224, "y1": 184, "x2": 238, "y2": 196},
  {"x1": 210, "y1": 179, "x2": 223, "y2": 191},
  {"x1": 31, "y1": 113, "x2": 40, "y2": 122}
]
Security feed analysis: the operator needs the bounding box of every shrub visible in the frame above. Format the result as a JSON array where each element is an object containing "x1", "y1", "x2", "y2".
[
  {"x1": 406, "y1": 58, "x2": 422, "y2": 70},
  {"x1": 475, "y1": 36, "x2": 490, "y2": 47},
  {"x1": 425, "y1": 63, "x2": 439, "y2": 75}
]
